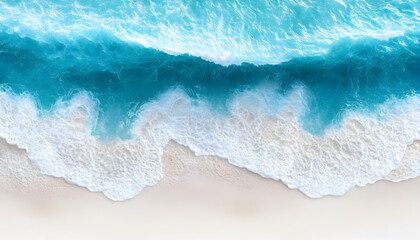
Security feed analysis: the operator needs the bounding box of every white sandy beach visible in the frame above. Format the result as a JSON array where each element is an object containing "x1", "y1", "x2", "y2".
[{"x1": 1, "y1": 138, "x2": 420, "y2": 240}]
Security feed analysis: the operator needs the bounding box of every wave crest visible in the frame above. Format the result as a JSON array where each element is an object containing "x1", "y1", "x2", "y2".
[{"x1": 1, "y1": 0, "x2": 419, "y2": 64}]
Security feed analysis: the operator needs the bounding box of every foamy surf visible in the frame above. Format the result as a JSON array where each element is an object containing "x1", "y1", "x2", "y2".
[{"x1": 1, "y1": 86, "x2": 419, "y2": 201}]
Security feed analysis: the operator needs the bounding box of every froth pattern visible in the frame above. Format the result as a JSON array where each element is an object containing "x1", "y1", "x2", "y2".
[
  {"x1": 0, "y1": 90, "x2": 162, "y2": 200},
  {"x1": 1, "y1": 87, "x2": 419, "y2": 200}
]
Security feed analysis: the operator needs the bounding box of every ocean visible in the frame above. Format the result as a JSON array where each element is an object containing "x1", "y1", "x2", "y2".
[{"x1": 0, "y1": 0, "x2": 419, "y2": 200}]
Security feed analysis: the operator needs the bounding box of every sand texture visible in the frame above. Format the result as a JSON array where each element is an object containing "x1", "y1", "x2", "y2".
[{"x1": 0, "y1": 139, "x2": 420, "y2": 239}]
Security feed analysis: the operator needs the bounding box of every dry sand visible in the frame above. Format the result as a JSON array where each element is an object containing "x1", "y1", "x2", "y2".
[{"x1": 1, "y1": 139, "x2": 420, "y2": 240}]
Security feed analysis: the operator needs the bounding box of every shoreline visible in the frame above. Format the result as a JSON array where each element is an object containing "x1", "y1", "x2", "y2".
[{"x1": 1, "y1": 139, "x2": 420, "y2": 239}]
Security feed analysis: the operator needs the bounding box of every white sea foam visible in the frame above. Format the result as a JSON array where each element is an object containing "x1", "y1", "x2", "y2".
[
  {"x1": 386, "y1": 141, "x2": 420, "y2": 182},
  {"x1": 0, "y1": 90, "x2": 162, "y2": 200},
  {"x1": 135, "y1": 87, "x2": 420, "y2": 197},
  {"x1": 0, "y1": 86, "x2": 419, "y2": 200}
]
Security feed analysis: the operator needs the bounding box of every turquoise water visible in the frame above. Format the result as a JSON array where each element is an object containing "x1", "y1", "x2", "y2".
[
  {"x1": 0, "y1": 0, "x2": 420, "y2": 200},
  {"x1": 2, "y1": 0, "x2": 419, "y2": 63},
  {"x1": 0, "y1": 31, "x2": 419, "y2": 138}
]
